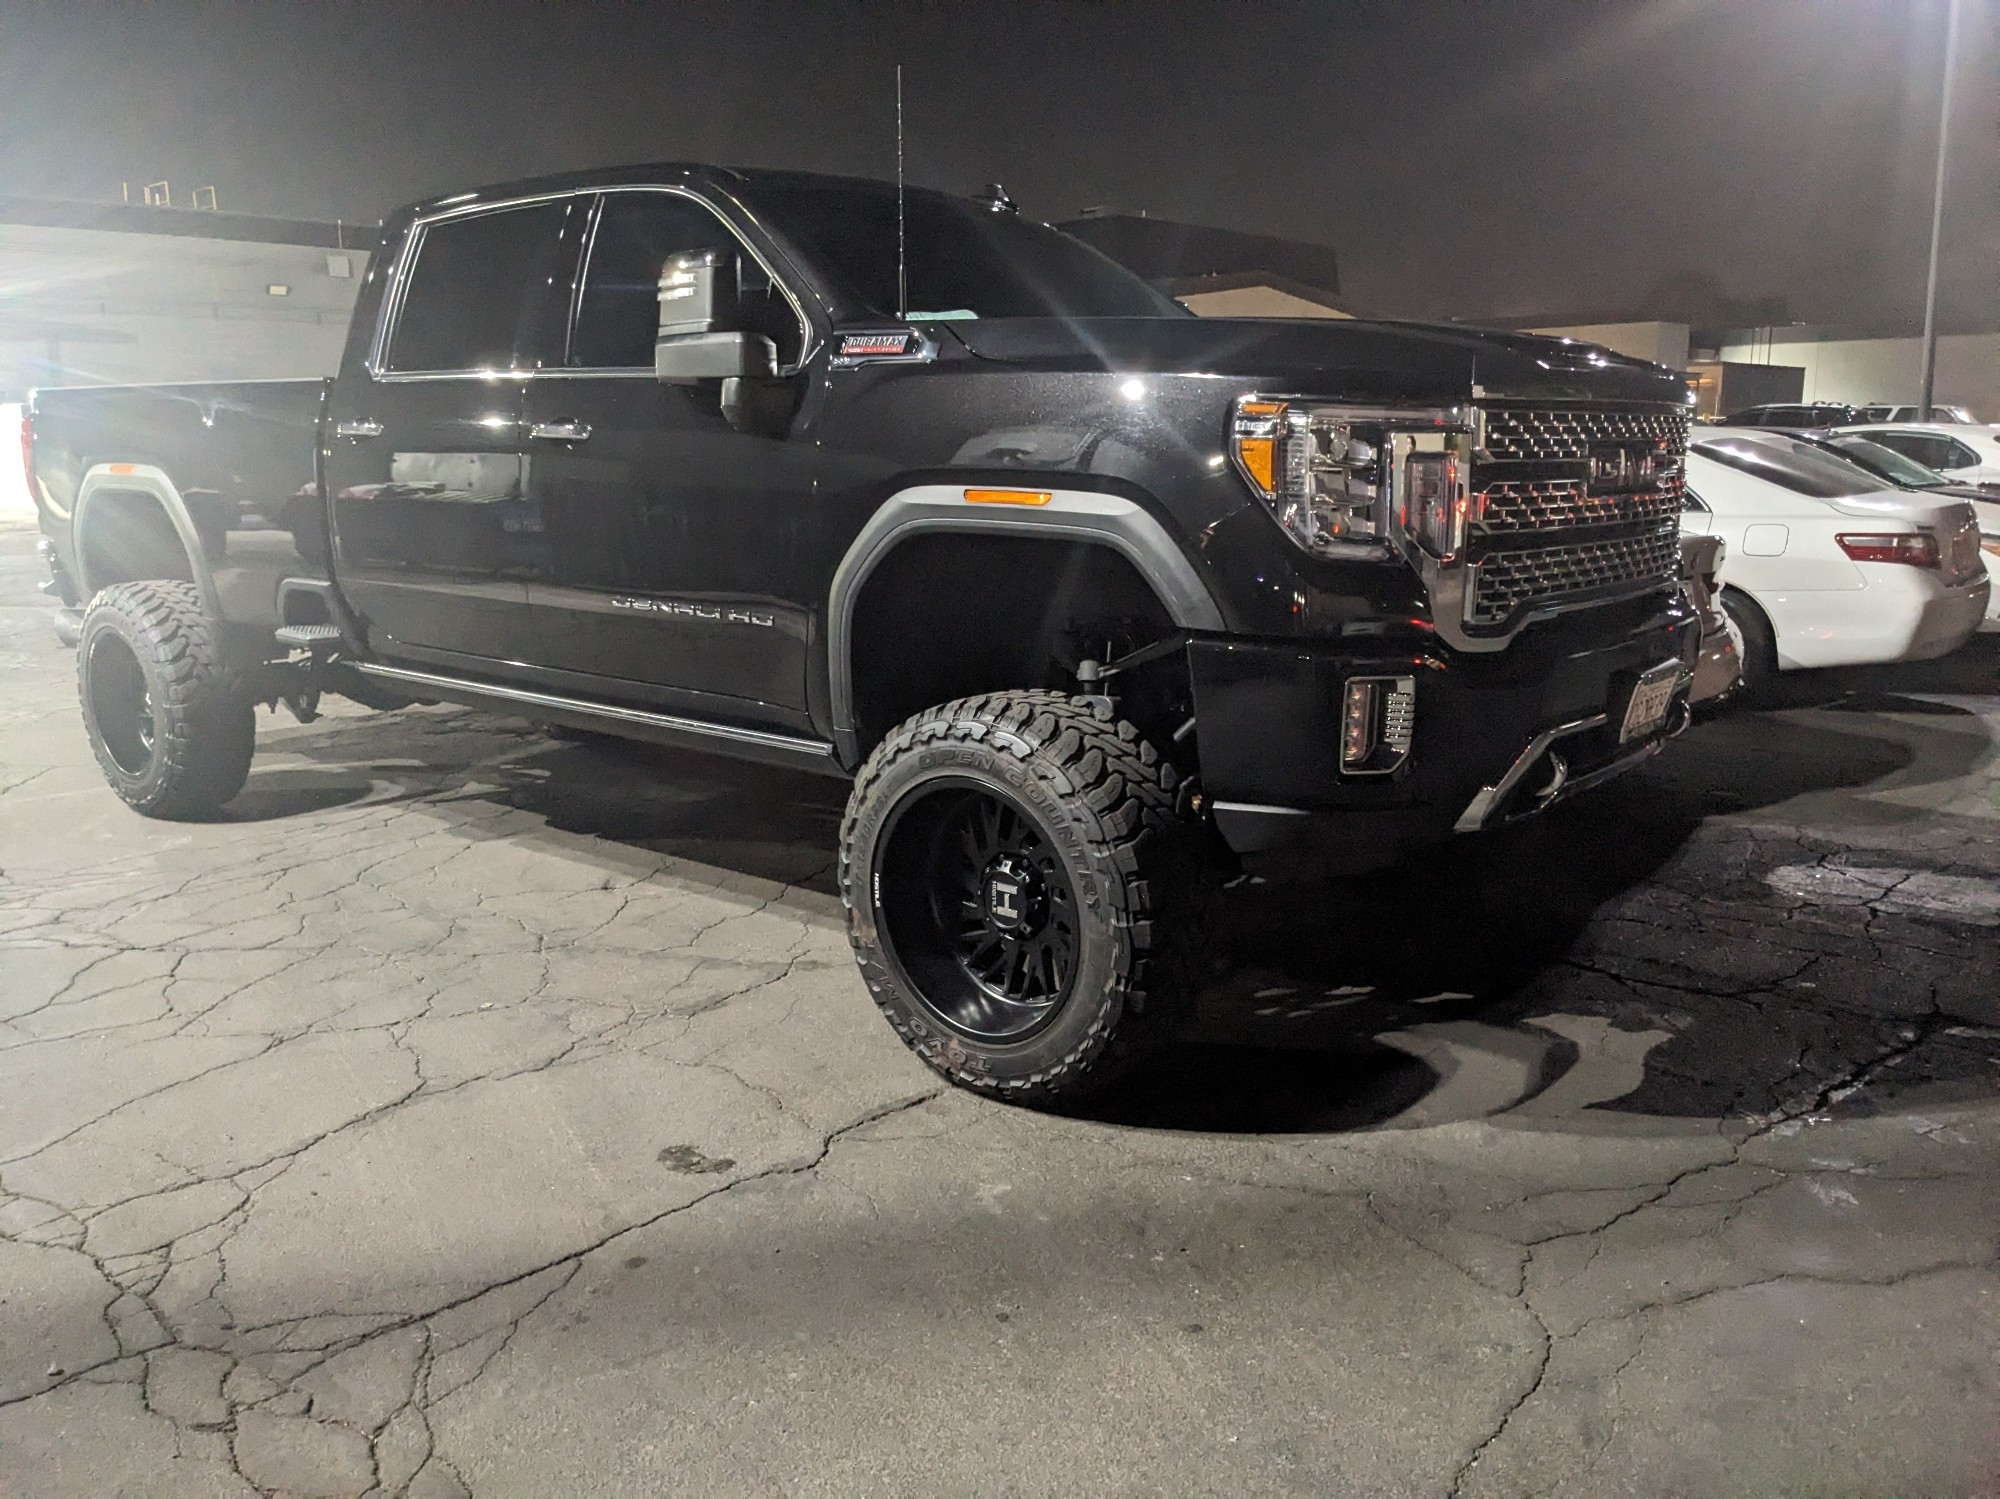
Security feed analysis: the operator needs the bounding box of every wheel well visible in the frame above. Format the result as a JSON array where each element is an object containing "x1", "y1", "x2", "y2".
[
  {"x1": 77, "y1": 488, "x2": 196, "y2": 594},
  {"x1": 848, "y1": 533, "x2": 1190, "y2": 753}
]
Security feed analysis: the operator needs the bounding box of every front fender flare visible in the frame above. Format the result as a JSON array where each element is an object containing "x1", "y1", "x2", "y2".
[{"x1": 826, "y1": 483, "x2": 1225, "y2": 763}]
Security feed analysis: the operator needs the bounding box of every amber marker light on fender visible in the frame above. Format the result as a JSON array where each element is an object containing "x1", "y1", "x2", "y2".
[{"x1": 964, "y1": 488, "x2": 1053, "y2": 506}]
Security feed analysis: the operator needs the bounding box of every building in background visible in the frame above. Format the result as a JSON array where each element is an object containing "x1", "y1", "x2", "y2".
[
  {"x1": 0, "y1": 197, "x2": 374, "y2": 400},
  {"x1": 1058, "y1": 212, "x2": 1349, "y2": 318}
]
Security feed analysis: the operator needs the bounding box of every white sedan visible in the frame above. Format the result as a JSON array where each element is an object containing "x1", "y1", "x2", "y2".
[
  {"x1": 1835, "y1": 422, "x2": 2000, "y2": 487},
  {"x1": 1681, "y1": 432, "x2": 1988, "y2": 694}
]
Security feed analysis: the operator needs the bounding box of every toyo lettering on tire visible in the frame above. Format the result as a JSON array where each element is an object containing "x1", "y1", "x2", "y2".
[
  {"x1": 839, "y1": 690, "x2": 1207, "y2": 1107},
  {"x1": 77, "y1": 580, "x2": 255, "y2": 819}
]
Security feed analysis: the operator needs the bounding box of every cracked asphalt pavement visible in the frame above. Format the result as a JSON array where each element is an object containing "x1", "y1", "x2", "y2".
[{"x1": 2, "y1": 521, "x2": 1997, "y2": 1498}]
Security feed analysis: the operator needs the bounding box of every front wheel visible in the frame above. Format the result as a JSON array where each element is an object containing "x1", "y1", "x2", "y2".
[
  {"x1": 839, "y1": 691, "x2": 1207, "y2": 1108},
  {"x1": 77, "y1": 581, "x2": 255, "y2": 819},
  {"x1": 1720, "y1": 587, "x2": 1780, "y2": 706}
]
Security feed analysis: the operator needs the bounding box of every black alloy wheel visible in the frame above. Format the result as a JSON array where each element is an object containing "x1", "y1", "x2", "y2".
[
  {"x1": 85, "y1": 632, "x2": 157, "y2": 775},
  {"x1": 839, "y1": 690, "x2": 1209, "y2": 1108},
  {"x1": 875, "y1": 778, "x2": 1081, "y2": 1043},
  {"x1": 76, "y1": 580, "x2": 256, "y2": 819}
]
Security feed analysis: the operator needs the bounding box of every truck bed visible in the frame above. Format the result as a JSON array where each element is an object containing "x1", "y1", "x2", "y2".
[{"x1": 31, "y1": 378, "x2": 330, "y2": 629}]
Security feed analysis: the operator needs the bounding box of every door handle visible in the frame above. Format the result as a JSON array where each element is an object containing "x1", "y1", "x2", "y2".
[
  {"x1": 529, "y1": 420, "x2": 592, "y2": 443},
  {"x1": 334, "y1": 418, "x2": 384, "y2": 439}
]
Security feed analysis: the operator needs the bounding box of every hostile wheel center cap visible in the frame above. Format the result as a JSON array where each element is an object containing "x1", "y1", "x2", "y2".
[{"x1": 980, "y1": 853, "x2": 1046, "y2": 937}]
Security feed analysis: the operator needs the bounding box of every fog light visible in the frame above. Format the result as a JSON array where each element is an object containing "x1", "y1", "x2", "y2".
[{"x1": 1341, "y1": 675, "x2": 1416, "y2": 775}]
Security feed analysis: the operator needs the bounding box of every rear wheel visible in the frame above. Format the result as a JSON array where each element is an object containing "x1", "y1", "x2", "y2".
[
  {"x1": 840, "y1": 690, "x2": 1207, "y2": 1108},
  {"x1": 77, "y1": 581, "x2": 255, "y2": 819},
  {"x1": 1720, "y1": 587, "x2": 1780, "y2": 705}
]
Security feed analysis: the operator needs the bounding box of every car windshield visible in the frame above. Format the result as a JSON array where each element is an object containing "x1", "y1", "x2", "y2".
[
  {"x1": 1823, "y1": 436, "x2": 1949, "y2": 488},
  {"x1": 750, "y1": 181, "x2": 1188, "y2": 321},
  {"x1": 1690, "y1": 435, "x2": 1885, "y2": 499}
]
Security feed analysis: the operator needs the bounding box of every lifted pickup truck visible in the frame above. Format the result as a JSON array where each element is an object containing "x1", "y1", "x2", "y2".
[{"x1": 26, "y1": 164, "x2": 1699, "y2": 1104}]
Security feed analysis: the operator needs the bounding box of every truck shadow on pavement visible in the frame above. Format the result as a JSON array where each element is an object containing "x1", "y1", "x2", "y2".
[{"x1": 262, "y1": 682, "x2": 2000, "y2": 1139}]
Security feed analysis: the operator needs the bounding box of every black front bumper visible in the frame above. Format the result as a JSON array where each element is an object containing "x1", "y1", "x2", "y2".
[{"x1": 1188, "y1": 595, "x2": 1699, "y2": 867}]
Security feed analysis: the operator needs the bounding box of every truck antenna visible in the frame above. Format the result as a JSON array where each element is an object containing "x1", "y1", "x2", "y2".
[{"x1": 895, "y1": 63, "x2": 907, "y2": 320}]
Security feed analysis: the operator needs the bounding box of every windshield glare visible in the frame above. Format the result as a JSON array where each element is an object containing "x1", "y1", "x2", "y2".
[
  {"x1": 751, "y1": 183, "x2": 1188, "y2": 322},
  {"x1": 1826, "y1": 436, "x2": 1947, "y2": 488},
  {"x1": 1691, "y1": 436, "x2": 1887, "y2": 499}
]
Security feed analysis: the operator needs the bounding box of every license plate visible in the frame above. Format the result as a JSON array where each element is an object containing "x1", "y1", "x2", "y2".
[{"x1": 1618, "y1": 663, "x2": 1680, "y2": 744}]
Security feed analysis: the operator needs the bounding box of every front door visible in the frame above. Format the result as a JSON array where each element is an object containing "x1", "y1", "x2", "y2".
[
  {"x1": 516, "y1": 189, "x2": 820, "y2": 727},
  {"x1": 327, "y1": 196, "x2": 586, "y2": 669}
]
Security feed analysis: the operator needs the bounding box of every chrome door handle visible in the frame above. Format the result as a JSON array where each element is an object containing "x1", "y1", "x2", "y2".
[
  {"x1": 529, "y1": 420, "x2": 592, "y2": 442},
  {"x1": 334, "y1": 418, "x2": 384, "y2": 439}
]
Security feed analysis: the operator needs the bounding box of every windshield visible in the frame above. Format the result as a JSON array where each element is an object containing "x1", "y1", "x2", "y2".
[
  {"x1": 1824, "y1": 436, "x2": 1948, "y2": 489},
  {"x1": 1690, "y1": 435, "x2": 1887, "y2": 499},
  {"x1": 751, "y1": 182, "x2": 1188, "y2": 321}
]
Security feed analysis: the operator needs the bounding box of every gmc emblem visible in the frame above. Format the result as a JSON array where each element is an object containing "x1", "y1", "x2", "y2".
[{"x1": 1587, "y1": 442, "x2": 1661, "y2": 493}]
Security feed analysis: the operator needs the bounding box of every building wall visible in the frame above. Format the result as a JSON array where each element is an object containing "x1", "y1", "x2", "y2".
[
  {"x1": 1178, "y1": 286, "x2": 1351, "y2": 319},
  {"x1": 1713, "y1": 333, "x2": 2000, "y2": 422},
  {"x1": 0, "y1": 222, "x2": 365, "y2": 397},
  {"x1": 1524, "y1": 321, "x2": 1691, "y2": 371}
]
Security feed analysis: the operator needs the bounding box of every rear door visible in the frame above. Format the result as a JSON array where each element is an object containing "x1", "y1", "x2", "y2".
[
  {"x1": 326, "y1": 196, "x2": 587, "y2": 668},
  {"x1": 515, "y1": 188, "x2": 821, "y2": 725}
]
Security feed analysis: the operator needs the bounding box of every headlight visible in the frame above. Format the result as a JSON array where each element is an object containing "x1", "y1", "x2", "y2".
[{"x1": 1229, "y1": 398, "x2": 1471, "y2": 561}]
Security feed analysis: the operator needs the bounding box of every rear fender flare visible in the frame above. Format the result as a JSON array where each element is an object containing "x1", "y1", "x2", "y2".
[
  {"x1": 72, "y1": 462, "x2": 223, "y2": 619},
  {"x1": 826, "y1": 483, "x2": 1225, "y2": 763}
]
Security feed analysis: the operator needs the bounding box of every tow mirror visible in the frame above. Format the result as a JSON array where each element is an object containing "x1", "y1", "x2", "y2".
[{"x1": 655, "y1": 249, "x2": 776, "y2": 385}]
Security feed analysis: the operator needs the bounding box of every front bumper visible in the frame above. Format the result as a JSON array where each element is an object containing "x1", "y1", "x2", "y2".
[{"x1": 1189, "y1": 596, "x2": 1699, "y2": 865}]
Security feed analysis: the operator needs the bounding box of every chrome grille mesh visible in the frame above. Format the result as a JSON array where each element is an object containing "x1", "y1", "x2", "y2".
[
  {"x1": 1465, "y1": 403, "x2": 1689, "y2": 629},
  {"x1": 1477, "y1": 471, "x2": 1684, "y2": 532},
  {"x1": 1467, "y1": 523, "x2": 1683, "y2": 627},
  {"x1": 1478, "y1": 405, "x2": 1691, "y2": 462}
]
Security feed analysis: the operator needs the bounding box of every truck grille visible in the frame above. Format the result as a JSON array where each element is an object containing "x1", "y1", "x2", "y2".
[
  {"x1": 1477, "y1": 472, "x2": 1685, "y2": 532},
  {"x1": 1466, "y1": 403, "x2": 1689, "y2": 632},
  {"x1": 1467, "y1": 524, "x2": 1683, "y2": 628},
  {"x1": 1479, "y1": 406, "x2": 1690, "y2": 463}
]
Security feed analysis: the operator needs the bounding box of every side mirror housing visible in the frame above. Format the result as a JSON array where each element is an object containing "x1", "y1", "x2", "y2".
[
  {"x1": 655, "y1": 331, "x2": 777, "y2": 384},
  {"x1": 655, "y1": 247, "x2": 776, "y2": 384}
]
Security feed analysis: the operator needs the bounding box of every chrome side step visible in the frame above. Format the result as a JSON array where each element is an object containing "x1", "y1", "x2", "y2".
[{"x1": 349, "y1": 661, "x2": 845, "y2": 777}]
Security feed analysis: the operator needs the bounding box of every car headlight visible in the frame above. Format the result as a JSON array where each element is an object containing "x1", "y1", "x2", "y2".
[{"x1": 1229, "y1": 398, "x2": 1472, "y2": 561}]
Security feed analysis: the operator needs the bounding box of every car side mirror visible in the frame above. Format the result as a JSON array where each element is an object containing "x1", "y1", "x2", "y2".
[{"x1": 655, "y1": 248, "x2": 777, "y2": 385}]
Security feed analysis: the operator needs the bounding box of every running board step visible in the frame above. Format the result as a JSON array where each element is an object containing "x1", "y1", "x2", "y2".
[
  {"x1": 275, "y1": 623, "x2": 344, "y2": 647},
  {"x1": 349, "y1": 661, "x2": 845, "y2": 778}
]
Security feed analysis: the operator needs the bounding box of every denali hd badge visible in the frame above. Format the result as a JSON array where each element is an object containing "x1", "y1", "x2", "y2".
[
  {"x1": 610, "y1": 596, "x2": 774, "y2": 628},
  {"x1": 830, "y1": 328, "x2": 934, "y2": 368}
]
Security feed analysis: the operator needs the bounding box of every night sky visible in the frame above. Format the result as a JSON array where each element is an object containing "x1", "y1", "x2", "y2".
[{"x1": 1, "y1": 0, "x2": 1992, "y2": 328}]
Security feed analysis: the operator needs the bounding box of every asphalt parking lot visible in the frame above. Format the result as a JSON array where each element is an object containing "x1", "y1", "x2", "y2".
[{"x1": 2, "y1": 520, "x2": 1997, "y2": 1499}]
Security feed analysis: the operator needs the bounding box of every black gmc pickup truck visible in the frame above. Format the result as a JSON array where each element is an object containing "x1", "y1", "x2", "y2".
[{"x1": 26, "y1": 164, "x2": 1698, "y2": 1104}]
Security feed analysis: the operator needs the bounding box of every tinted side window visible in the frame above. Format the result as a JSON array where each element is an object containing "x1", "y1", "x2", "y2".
[
  {"x1": 386, "y1": 202, "x2": 578, "y2": 372},
  {"x1": 1872, "y1": 432, "x2": 1960, "y2": 469},
  {"x1": 571, "y1": 192, "x2": 802, "y2": 369}
]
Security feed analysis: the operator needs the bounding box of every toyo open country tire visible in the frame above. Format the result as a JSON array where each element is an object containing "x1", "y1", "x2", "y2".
[
  {"x1": 77, "y1": 581, "x2": 255, "y2": 819},
  {"x1": 840, "y1": 690, "x2": 1207, "y2": 1107}
]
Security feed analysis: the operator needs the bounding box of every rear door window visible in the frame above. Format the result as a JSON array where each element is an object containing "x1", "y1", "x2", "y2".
[{"x1": 384, "y1": 200, "x2": 584, "y2": 373}]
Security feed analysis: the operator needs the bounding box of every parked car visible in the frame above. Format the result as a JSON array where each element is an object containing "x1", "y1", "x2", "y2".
[
  {"x1": 1682, "y1": 432, "x2": 1987, "y2": 694},
  {"x1": 1679, "y1": 532, "x2": 1741, "y2": 703},
  {"x1": 1718, "y1": 402, "x2": 1869, "y2": 429},
  {"x1": 1836, "y1": 423, "x2": 2000, "y2": 488},
  {"x1": 24, "y1": 163, "x2": 1704, "y2": 1106},
  {"x1": 1802, "y1": 432, "x2": 2000, "y2": 631},
  {"x1": 1861, "y1": 403, "x2": 1977, "y2": 424}
]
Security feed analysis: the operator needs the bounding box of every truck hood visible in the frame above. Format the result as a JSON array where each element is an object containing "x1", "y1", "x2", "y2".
[{"x1": 939, "y1": 316, "x2": 1687, "y2": 405}]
